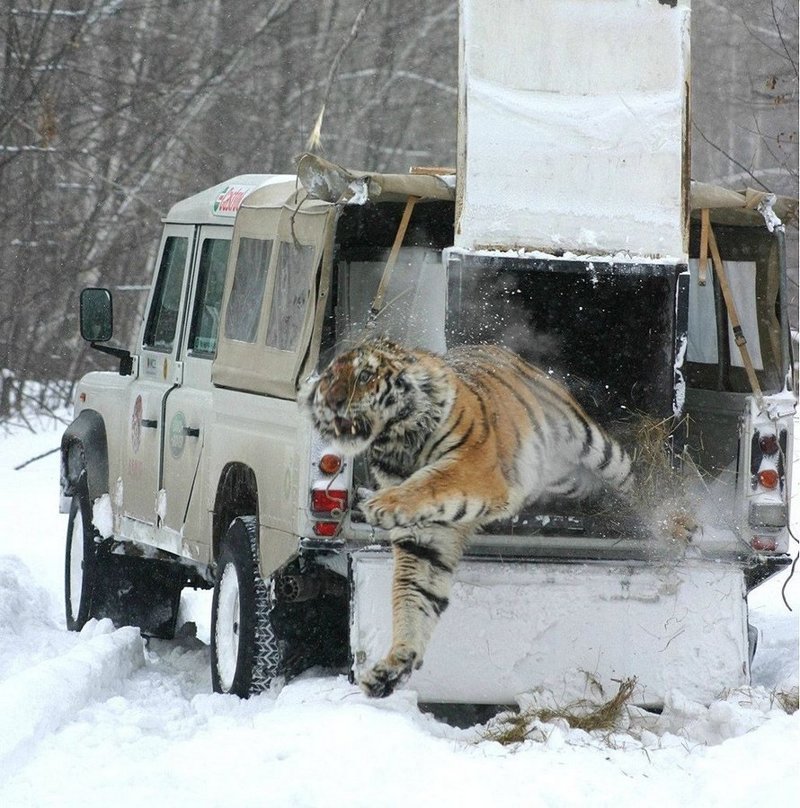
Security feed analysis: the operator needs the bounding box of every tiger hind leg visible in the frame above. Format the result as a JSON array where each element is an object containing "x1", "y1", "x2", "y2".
[{"x1": 359, "y1": 524, "x2": 469, "y2": 698}]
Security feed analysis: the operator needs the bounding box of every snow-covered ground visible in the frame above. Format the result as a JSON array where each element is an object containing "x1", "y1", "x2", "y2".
[{"x1": 0, "y1": 413, "x2": 797, "y2": 807}]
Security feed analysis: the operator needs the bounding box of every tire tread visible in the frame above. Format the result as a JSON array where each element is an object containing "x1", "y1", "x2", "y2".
[{"x1": 241, "y1": 516, "x2": 284, "y2": 694}]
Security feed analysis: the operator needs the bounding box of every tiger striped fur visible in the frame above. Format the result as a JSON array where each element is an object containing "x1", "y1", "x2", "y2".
[{"x1": 301, "y1": 338, "x2": 633, "y2": 697}]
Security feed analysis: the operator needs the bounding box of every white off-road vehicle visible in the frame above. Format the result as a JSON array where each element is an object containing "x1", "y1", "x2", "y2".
[{"x1": 61, "y1": 153, "x2": 796, "y2": 705}]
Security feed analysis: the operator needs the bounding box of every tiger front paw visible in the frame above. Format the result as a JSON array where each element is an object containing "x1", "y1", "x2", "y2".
[
  {"x1": 359, "y1": 649, "x2": 418, "y2": 698},
  {"x1": 361, "y1": 489, "x2": 412, "y2": 529}
]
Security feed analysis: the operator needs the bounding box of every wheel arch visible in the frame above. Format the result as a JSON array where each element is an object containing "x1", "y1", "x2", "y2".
[
  {"x1": 61, "y1": 409, "x2": 109, "y2": 501},
  {"x1": 213, "y1": 462, "x2": 259, "y2": 562}
]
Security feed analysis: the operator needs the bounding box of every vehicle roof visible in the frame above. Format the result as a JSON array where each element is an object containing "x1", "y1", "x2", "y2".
[
  {"x1": 163, "y1": 163, "x2": 456, "y2": 226},
  {"x1": 163, "y1": 174, "x2": 295, "y2": 224},
  {"x1": 164, "y1": 171, "x2": 797, "y2": 231}
]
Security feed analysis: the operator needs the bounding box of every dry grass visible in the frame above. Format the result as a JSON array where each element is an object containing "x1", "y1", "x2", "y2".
[
  {"x1": 481, "y1": 678, "x2": 638, "y2": 745},
  {"x1": 628, "y1": 414, "x2": 700, "y2": 504},
  {"x1": 621, "y1": 413, "x2": 709, "y2": 542},
  {"x1": 775, "y1": 687, "x2": 799, "y2": 714}
]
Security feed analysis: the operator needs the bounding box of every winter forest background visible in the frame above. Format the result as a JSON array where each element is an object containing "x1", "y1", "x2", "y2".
[{"x1": 1, "y1": 0, "x2": 797, "y2": 418}]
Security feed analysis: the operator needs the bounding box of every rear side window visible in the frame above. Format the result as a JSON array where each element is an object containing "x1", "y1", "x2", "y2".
[
  {"x1": 143, "y1": 236, "x2": 188, "y2": 352},
  {"x1": 686, "y1": 259, "x2": 763, "y2": 370},
  {"x1": 265, "y1": 243, "x2": 315, "y2": 351},
  {"x1": 189, "y1": 238, "x2": 230, "y2": 356},
  {"x1": 224, "y1": 237, "x2": 272, "y2": 343}
]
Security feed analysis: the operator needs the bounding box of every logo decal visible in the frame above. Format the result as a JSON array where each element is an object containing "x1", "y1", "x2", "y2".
[
  {"x1": 169, "y1": 411, "x2": 187, "y2": 458},
  {"x1": 212, "y1": 185, "x2": 252, "y2": 217}
]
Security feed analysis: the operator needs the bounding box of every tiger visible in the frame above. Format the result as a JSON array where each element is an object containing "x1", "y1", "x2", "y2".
[{"x1": 300, "y1": 337, "x2": 633, "y2": 698}]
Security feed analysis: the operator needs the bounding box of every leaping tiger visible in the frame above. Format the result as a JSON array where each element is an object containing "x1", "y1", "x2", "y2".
[{"x1": 301, "y1": 338, "x2": 633, "y2": 698}]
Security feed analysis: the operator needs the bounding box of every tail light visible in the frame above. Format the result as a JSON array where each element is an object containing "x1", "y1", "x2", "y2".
[
  {"x1": 751, "y1": 536, "x2": 777, "y2": 552},
  {"x1": 311, "y1": 488, "x2": 348, "y2": 515},
  {"x1": 758, "y1": 434, "x2": 779, "y2": 455},
  {"x1": 310, "y1": 487, "x2": 348, "y2": 538},
  {"x1": 318, "y1": 453, "x2": 342, "y2": 475},
  {"x1": 309, "y1": 441, "x2": 348, "y2": 540},
  {"x1": 313, "y1": 521, "x2": 339, "y2": 537},
  {"x1": 748, "y1": 426, "x2": 788, "y2": 550},
  {"x1": 751, "y1": 429, "x2": 785, "y2": 494},
  {"x1": 756, "y1": 469, "x2": 779, "y2": 490}
]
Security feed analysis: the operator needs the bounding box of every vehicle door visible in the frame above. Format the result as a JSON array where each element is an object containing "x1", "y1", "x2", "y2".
[
  {"x1": 122, "y1": 225, "x2": 194, "y2": 538},
  {"x1": 161, "y1": 226, "x2": 231, "y2": 556}
]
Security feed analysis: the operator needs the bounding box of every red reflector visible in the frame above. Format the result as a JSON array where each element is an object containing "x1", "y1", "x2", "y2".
[
  {"x1": 319, "y1": 453, "x2": 343, "y2": 475},
  {"x1": 79, "y1": 392, "x2": 87, "y2": 403},
  {"x1": 759, "y1": 434, "x2": 779, "y2": 455},
  {"x1": 313, "y1": 521, "x2": 339, "y2": 537},
  {"x1": 757, "y1": 469, "x2": 780, "y2": 489},
  {"x1": 310, "y1": 488, "x2": 348, "y2": 514},
  {"x1": 751, "y1": 536, "x2": 777, "y2": 552}
]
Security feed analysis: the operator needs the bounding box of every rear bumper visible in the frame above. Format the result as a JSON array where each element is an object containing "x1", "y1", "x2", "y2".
[{"x1": 313, "y1": 518, "x2": 791, "y2": 568}]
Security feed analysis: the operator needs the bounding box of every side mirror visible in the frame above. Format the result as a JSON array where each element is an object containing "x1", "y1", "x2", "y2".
[
  {"x1": 80, "y1": 288, "x2": 113, "y2": 343},
  {"x1": 79, "y1": 288, "x2": 133, "y2": 375}
]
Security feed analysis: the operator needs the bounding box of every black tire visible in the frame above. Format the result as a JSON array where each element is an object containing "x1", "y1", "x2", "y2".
[
  {"x1": 211, "y1": 516, "x2": 284, "y2": 697},
  {"x1": 64, "y1": 480, "x2": 100, "y2": 631}
]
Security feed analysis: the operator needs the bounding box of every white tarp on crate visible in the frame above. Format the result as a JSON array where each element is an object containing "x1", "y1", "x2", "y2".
[
  {"x1": 456, "y1": 0, "x2": 690, "y2": 259},
  {"x1": 351, "y1": 552, "x2": 749, "y2": 706}
]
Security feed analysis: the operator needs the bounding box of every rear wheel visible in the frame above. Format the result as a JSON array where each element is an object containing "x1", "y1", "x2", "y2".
[
  {"x1": 211, "y1": 517, "x2": 284, "y2": 697},
  {"x1": 64, "y1": 481, "x2": 99, "y2": 631}
]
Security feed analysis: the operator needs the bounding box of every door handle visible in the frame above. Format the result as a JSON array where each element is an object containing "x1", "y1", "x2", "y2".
[
  {"x1": 141, "y1": 419, "x2": 158, "y2": 429},
  {"x1": 183, "y1": 426, "x2": 200, "y2": 438}
]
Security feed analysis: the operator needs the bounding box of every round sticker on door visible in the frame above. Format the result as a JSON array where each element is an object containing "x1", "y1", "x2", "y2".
[
  {"x1": 131, "y1": 395, "x2": 143, "y2": 454},
  {"x1": 169, "y1": 411, "x2": 187, "y2": 458}
]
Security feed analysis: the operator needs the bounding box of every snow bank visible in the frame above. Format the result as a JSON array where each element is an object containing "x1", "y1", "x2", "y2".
[
  {"x1": 642, "y1": 687, "x2": 791, "y2": 746},
  {"x1": 0, "y1": 557, "x2": 54, "y2": 657},
  {"x1": 0, "y1": 619, "x2": 144, "y2": 771},
  {"x1": 0, "y1": 556, "x2": 79, "y2": 681}
]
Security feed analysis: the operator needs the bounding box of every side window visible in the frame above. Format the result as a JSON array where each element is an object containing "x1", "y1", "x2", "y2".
[
  {"x1": 143, "y1": 236, "x2": 188, "y2": 352},
  {"x1": 224, "y1": 237, "x2": 272, "y2": 343},
  {"x1": 265, "y1": 243, "x2": 315, "y2": 351},
  {"x1": 188, "y1": 238, "x2": 230, "y2": 357}
]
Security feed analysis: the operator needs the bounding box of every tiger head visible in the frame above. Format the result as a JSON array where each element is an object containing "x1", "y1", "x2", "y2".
[{"x1": 300, "y1": 339, "x2": 448, "y2": 456}]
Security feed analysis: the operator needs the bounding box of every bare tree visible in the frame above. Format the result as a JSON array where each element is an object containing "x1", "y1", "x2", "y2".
[
  {"x1": 0, "y1": 0, "x2": 458, "y2": 418},
  {"x1": 2, "y1": 0, "x2": 794, "y2": 418},
  {"x1": 692, "y1": 0, "x2": 798, "y2": 323}
]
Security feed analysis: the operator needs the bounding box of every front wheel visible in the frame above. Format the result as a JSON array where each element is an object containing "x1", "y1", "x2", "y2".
[
  {"x1": 64, "y1": 481, "x2": 99, "y2": 631},
  {"x1": 211, "y1": 517, "x2": 284, "y2": 697}
]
